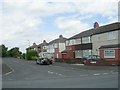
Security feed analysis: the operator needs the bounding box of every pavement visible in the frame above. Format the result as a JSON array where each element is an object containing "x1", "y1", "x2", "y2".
[{"x1": 2, "y1": 57, "x2": 119, "y2": 88}]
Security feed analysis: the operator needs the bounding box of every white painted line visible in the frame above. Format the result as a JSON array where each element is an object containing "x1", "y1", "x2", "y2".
[
  {"x1": 58, "y1": 74, "x2": 62, "y2": 76},
  {"x1": 48, "y1": 71, "x2": 54, "y2": 74},
  {"x1": 8, "y1": 79, "x2": 13, "y2": 80},
  {"x1": 71, "y1": 64, "x2": 84, "y2": 66},
  {"x1": 93, "y1": 74, "x2": 100, "y2": 76},
  {"x1": 103, "y1": 73, "x2": 108, "y2": 75},
  {"x1": 80, "y1": 75, "x2": 88, "y2": 76},
  {"x1": 3, "y1": 64, "x2": 14, "y2": 76}
]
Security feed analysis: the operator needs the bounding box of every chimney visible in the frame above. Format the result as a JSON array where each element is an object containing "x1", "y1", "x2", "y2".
[
  {"x1": 33, "y1": 43, "x2": 36, "y2": 45},
  {"x1": 43, "y1": 40, "x2": 46, "y2": 43},
  {"x1": 94, "y1": 22, "x2": 99, "y2": 28},
  {"x1": 59, "y1": 35, "x2": 63, "y2": 38}
]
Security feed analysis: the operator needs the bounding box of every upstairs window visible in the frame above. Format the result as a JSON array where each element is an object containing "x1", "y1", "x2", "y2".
[
  {"x1": 54, "y1": 43, "x2": 58, "y2": 48},
  {"x1": 82, "y1": 36, "x2": 91, "y2": 44},
  {"x1": 75, "y1": 38, "x2": 81, "y2": 44},
  {"x1": 66, "y1": 41, "x2": 70, "y2": 46},
  {"x1": 69, "y1": 39, "x2": 75, "y2": 45},
  {"x1": 107, "y1": 31, "x2": 116, "y2": 40}
]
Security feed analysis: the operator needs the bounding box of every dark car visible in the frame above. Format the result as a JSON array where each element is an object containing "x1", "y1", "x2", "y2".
[
  {"x1": 82, "y1": 55, "x2": 105, "y2": 63},
  {"x1": 36, "y1": 58, "x2": 53, "y2": 65}
]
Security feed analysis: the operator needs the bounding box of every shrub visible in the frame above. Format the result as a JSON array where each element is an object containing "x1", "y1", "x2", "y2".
[
  {"x1": 31, "y1": 56, "x2": 37, "y2": 60},
  {"x1": 26, "y1": 50, "x2": 38, "y2": 60}
]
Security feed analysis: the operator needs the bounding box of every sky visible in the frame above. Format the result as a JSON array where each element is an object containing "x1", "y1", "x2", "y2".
[{"x1": 1, "y1": 0, "x2": 119, "y2": 53}]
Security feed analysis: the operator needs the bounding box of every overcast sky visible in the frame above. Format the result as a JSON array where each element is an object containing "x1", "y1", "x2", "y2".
[{"x1": 1, "y1": 0, "x2": 119, "y2": 53}]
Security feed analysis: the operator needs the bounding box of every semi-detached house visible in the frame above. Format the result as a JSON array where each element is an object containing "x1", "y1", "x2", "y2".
[
  {"x1": 47, "y1": 35, "x2": 67, "y2": 59},
  {"x1": 62, "y1": 22, "x2": 120, "y2": 62}
]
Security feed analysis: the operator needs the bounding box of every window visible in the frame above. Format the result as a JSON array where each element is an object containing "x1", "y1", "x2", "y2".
[
  {"x1": 107, "y1": 31, "x2": 116, "y2": 40},
  {"x1": 75, "y1": 38, "x2": 81, "y2": 44},
  {"x1": 82, "y1": 36, "x2": 91, "y2": 44},
  {"x1": 66, "y1": 41, "x2": 70, "y2": 46},
  {"x1": 75, "y1": 50, "x2": 82, "y2": 58},
  {"x1": 54, "y1": 43, "x2": 58, "y2": 48},
  {"x1": 69, "y1": 39, "x2": 75, "y2": 45},
  {"x1": 83, "y1": 50, "x2": 91, "y2": 57},
  {"x1": 104, "y1": 50, "x2": 115, "y2": 58}
]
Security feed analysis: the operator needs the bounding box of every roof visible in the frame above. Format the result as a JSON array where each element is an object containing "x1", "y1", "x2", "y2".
[
  {"x1": 37, "y1": 41, "x2": 48, "y2": 47},
  {"x1": 67, "y1": 22, "x2": 120, "y2": 40},
  {"x1": 48, "y1": 36, "x2": 67, "y2": 45},
  {"x1": 26, "y1": 43, "x2": 37, "y2": 50},
  {"x1": 99, "y1": 44, "x2": 120, "y2": 49}
]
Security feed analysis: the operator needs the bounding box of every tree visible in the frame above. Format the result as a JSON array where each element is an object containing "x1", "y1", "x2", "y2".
[
  {"x1": 26, "y1": 50, "x2": 38, "y2": 60},
  {"x1": 0, "y1": 44, "x2": 8, "y2": 57},
  {"x1": 22, "y1": 53, "x2": 26, "y2": 59},
  {"x1": 7, "y1": 47, "x2": 22, "y2": 58}
]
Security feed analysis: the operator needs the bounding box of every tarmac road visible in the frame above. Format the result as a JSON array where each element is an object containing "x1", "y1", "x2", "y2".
[{"x1": 2, "y1": 58, "x2": 119, "y2": 88}]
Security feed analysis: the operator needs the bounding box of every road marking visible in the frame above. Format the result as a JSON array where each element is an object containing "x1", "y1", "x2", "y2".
[
  {"x1": 80, "y1": 75, "x2": 88, "y2": 77},
  {"x1": 8, "y1": 79, "x2": 13, "y2": 80},
  {"x1": 103, "y1": 73, "x2": 108, "y2": 75},
  {"x1": 48, "y1": 71, "x2": 64, "y2": 76},
  {"x1": 48, "y1": 71, "x2": 54, "y2": 74},
  {"x1": 58, "y1": 74, "x2": 62, "y2": 76},
  {"x1": 93, "y1": 74, "x2": 100, "y2": 76},
  {"x1": 3, "y1": 64, "x2": 14, "y2": 76},
  {"x1": 71, "y1": 64, "x2": 84, "y2": 66}
]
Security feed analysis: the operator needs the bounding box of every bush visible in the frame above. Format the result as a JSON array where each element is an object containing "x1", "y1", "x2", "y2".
[
  {"x1": 31, "y1": 56, "x2": 37, "y2": 60},
  {"x1": 26, "y1": 50, "x2": 38, "y2": 60}
]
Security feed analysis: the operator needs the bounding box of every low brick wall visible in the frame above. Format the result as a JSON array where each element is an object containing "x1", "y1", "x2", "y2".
[
  {"x1": 55, "y1": 58, "x2": 83, "y2": 64},
  {"x1": 84, "y1": 60, "x2": 119, "y2": 66}
]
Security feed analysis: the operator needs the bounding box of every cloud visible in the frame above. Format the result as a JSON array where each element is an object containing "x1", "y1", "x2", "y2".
[
  {"x1": 1, "y1": 0, "x2": 119, "y2": 52},
  {"x1": 55, "y1": 17, "x2": 90, "y2": 37}
]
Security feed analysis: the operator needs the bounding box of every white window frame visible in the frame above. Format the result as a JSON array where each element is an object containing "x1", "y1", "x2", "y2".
[
  {"x1": 82, "y1": 36, "x2": 91, "y2": 44},
  {"x1": 83, "y1": 50, "x2": 92, "y2": 57},
  {"x1": 104, "y1": 49, "x2": 115, "y2": 58},
  {"x1": 75, "y1": 50, "x2": 82, "y2": 58},
  {"x1": 75, "y1": 38, "x2": 81, "y2": 44}
]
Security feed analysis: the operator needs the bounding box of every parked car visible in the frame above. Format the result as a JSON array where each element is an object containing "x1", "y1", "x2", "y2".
[
  {"x1": 36, "y1": 57, "x2": 53, "y2": 65},
  {"x1": 81, "y1": 55, "x2": 105, "y2": 63}
]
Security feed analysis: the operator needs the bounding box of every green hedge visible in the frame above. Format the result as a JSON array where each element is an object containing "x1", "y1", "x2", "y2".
[{"x1": 26, "y1": 50, "x2": 38, "y2": 60}]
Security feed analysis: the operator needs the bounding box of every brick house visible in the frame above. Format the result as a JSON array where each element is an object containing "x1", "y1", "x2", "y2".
[
  {"x1": 62, "y1": 22, "x2": 120, "y2": 62},
  {"x1": 26, "y1": 43, "x2": 38, "y2": 51},
  {"x1": 37, "y1": 40, "x2": 48, "y2": 57},
  {"x1": 47, "y1": 35, "x2": 67, "y2": 60}
]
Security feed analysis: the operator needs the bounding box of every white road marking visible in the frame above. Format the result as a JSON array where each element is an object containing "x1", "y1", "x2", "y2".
[
  {"x1": 103, "y1": 73, "x2": 108, "y2": 75},
  {"x1": 93, "y1": 74, "x2": 100, "y2": 76},
  {"x1": 48, "y1": 71, "x2": 64, "y2": 76},
  {"x1": 8, "y1": 79, "x2": 13, "y2": 80},
  {"x1": 58, "y1": 74, "x2": 62, "y2": 76},
  {"x1": 3, "y1": 64, "x2": 14, "y2": 76},
  {"x1": 48, "y1": 71, "x2": 54, "y2": 74},
  {"x1": 71, "y1": 64, "x2": 84, "y2": 66},
  {"x1": 80, "y1": 75, "x2": 88, "y2": 77}
]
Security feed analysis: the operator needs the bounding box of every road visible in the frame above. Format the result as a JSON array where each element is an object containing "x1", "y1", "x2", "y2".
[{"x1": 2, "y1": 58, "x2": 119, "y2": 88}]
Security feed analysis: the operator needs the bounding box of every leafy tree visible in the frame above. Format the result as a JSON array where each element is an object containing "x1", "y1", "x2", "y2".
[
  {"x1": 7, "y1": 47, "x2": 22, "y2": 58},
  {"x1": 22, "y1": 53, "x2": 26, "y2": 59},
  {"x1": 0, "y1": 44, "x2": 8, "y2": 57},
  {"x1": 26, "y1": 50, "x2": 38, "y2": 60}
]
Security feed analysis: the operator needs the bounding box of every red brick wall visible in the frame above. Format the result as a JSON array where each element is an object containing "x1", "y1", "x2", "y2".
[
  {"x1": 115, "y1": 48, "x2": 120, "y2": 61},
  {"x1": 99, "y1": 48, "x2": 120, "y2": 61}
]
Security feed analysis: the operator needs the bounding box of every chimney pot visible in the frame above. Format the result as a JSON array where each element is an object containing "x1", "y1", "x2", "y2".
[{"x1": 94, "y1": 22, "x2": 99, "y2": 28}]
